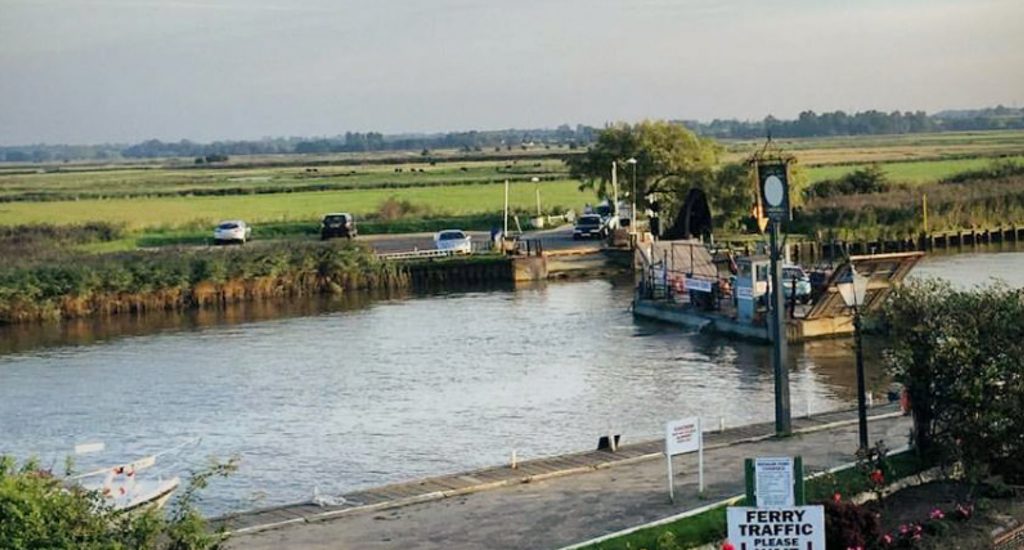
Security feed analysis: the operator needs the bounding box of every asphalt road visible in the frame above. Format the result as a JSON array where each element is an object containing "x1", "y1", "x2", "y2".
[{"x1": 361, "y1": 224, "x2": 597, "y2": 254}]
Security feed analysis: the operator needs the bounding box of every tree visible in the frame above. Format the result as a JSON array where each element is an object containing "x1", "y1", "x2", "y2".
[
  {"x1": 880, "y1": 280, "x2": 1024, "y2": 482},
  {"x1": 566, "y1": 121, "x2": 720, "y2": 213}
]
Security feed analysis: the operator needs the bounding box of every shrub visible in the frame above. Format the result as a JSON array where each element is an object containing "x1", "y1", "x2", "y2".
[
  {"x1": 823, "y1": 499, "x2": 881, "y2": 550},
  {"x1": 0, "y1": 455, "x2": 237, "y2": 550}
]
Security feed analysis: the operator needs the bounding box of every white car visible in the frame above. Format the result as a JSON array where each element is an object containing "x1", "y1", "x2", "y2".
[
  {"x1": 434, "y1": 229, "x2": 472, "y2": 254},
  {"x1": 213, "y1": 220, "x2": 252, "y2": 244}
]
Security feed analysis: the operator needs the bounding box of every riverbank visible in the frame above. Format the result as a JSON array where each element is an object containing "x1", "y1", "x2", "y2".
[
  {"x1": 0, "y1": 241, "x2": 409, "y2": 324},
  {"x1": 221, "y1": 404, "x2": 910, "y2": 549}
]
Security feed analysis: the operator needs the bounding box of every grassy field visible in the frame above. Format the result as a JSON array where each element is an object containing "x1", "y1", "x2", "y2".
[
  {"x1": 0, "y1": 179, "x2": 593, "y2": 229},
  {"x1": 805, "y1": 155, "x2": 1024, "y2": 184},
  {"x1": 0, "y1": 159, "x2": 567, "y2": 201}
]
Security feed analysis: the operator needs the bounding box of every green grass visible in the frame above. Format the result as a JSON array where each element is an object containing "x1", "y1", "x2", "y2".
[
  {"x1": 0, "y1": 159, "x2": 569, "y2": 201},
  {"x1": 806, "y1": 156, "x2": 1024, "y2": 185},
  {"x1": 0, "y1": 179, "x2": 594, "y2": 229}
]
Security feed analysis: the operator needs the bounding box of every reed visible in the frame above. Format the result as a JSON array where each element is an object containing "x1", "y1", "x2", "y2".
[{"x1": 0, "y1": 241, "x2": 408, "y2": 324}]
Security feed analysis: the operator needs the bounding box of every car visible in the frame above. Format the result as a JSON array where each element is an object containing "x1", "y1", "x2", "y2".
[
  {"x1": 213, "y1": 220, "x2": 252, "y2": 244},
  {"x1": 434, "y1": 229, "x2": 472, "y2": 254},
  {"x1": 321, "y1": 213, "x2": 357, "y2": 240},
  {"x1": 781, "y1": 265, "x2": 813, "y2": 304},
  {"x1": 573, "y1": 214, "x2": 606, "y2": 240}
]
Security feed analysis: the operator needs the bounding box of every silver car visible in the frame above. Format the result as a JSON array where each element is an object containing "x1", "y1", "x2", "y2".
[
  {"x1": 434, "y1": 229, "x2": 471, "y2": 254},
  {"x1": 213, "y1": 220, "x2": 252, "y2": 244}
]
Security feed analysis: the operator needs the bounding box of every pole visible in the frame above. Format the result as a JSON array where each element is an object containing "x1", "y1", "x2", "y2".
[
  {"x1": 631, "y1": 162, "x2": 637, "y2": 234},
  {"x1": 922, "y1": 194, "x2": 929, "y2": 234},
  {"x1": 697, "y1": 420, "x2": 704, "y2": 494},
  {"x1": 503, "y1": 179, "x2": 509, "y2": 236},
  {"x1": 769, "y1": 221, "x2": 792, "y2": 435},
  {"x1": 666, "y1": 453, "x2": 674, "y2": 503},
  {"x1": 854, "y1": 307, "x2": 869, "y2": 450},
  {"x1": 611, "y1": 161, "x2": 619, "y2": 218}
]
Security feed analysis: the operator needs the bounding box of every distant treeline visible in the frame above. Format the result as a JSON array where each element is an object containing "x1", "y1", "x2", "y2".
[
  {"x1": 681, "y1": 106, "x2": 1024, "y2": 139},
  {"x1": 3, "y1": 107, "x2": 1023, "y2": 162},
  {"x1": 0, "y1": 126, "x2": 600, "y2": 163}
]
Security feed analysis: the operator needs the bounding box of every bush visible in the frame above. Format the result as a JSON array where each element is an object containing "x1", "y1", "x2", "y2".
[
  {"x1": 0, "y1": 455, "x2": 237, "y2": 550},
  {"x1": 880, "y1": 280, "x2": 1024, "y2": 479},
  {"x1": 823, "y1": 500, "x2": 881, "y2": 550}
]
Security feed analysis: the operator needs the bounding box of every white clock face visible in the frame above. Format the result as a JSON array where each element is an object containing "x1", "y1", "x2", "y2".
[{"x1": 764, "y1": 175, "x2": 785, "y2": 207}]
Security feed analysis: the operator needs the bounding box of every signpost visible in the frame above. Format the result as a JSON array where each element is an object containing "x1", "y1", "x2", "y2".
[
  {"x1": 755, "y1": 159, "x2": 792, "y2": 436},
  {"x1": 664, "y1": 416, "x2": 703, "y2": 502},
  {"x1": 729, "y1": 455, "x2": 820, "y2": 549},
  {"x1": 726, "y1": 506, "x2": 825, "y2": 550}
]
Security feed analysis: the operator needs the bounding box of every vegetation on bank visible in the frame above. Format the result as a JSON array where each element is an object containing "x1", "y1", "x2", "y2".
[
  {"x1": 0, "y1": 456, "x2": 236, "y2": 550},
  {"x1": 795, "y1": 170, "x2": 1024, "y2": 240},
  {"x1": 0, "y1": 241, "x2": 407, "y2": 324}
]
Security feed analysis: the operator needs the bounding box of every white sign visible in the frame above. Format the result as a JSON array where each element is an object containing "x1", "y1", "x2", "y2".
[
  {"x1": 755, "y1": 457, "x2": 795, "y2": 508},
  {"x1": 736, "y1": 286, "x2": 753, "y2": 300},
  {"x1": 664, "y1": 416, "x2": 703, "y2": 502},
  {"x1": 665, "y1": 416, "x2": 700, "y2": 456},
  {"x1": 685, "y1": 277, "x2": 714, "y2": 293},
  {"x1": 727, "y1": 506, "x2": 825, "y2": 550}
]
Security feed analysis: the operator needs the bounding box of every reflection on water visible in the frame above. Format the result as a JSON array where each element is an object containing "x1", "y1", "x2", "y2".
[{"x1": 3, "y1": 248, "x2": 1018, "y2": 515}]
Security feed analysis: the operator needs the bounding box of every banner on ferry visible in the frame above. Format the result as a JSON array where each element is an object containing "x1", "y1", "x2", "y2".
[
  {"x1": 726, "y1": 506, "x2": 825, "y2": 550},
  {"x1": 684, "y1": 276, "x2": 714, "y2": 293}
]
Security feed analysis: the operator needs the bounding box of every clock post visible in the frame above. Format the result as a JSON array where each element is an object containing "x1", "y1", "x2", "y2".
[{"x1": 757, "y1": 160, "x2": 792, "y2": 436}]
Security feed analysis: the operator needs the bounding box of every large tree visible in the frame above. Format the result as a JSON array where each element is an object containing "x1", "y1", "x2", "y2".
[{"x1": 566, "y1": 120, "x2": 756, "y2": 232}]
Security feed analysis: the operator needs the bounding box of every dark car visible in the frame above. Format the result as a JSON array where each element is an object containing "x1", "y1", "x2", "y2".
[
  {"x1": 321, "y1": 213, "x2": 357, "y2": 240},
  {"x1": 573, "y1": 214, "x2": 606, "y2": 240}
]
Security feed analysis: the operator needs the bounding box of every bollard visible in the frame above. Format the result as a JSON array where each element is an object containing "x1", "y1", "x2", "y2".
[
  {"x1": 511, "y1": 449, "x2": 518, "y2": 469},
  {"x1": 719, "y1": 417, "x2": 725, "y2": 433}
]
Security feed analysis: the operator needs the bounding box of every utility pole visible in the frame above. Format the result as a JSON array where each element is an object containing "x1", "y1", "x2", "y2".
[
  {"x1": 611, "y1": 161, "x2": 619, "y2": 218},
  {"x1": 503, "y1": 179, "x2": 509, "y2": 236}
]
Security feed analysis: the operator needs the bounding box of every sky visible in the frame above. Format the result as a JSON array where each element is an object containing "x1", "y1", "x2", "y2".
[{"x1": 1, "y1": 0, "x2": 1022, "y2": 145}]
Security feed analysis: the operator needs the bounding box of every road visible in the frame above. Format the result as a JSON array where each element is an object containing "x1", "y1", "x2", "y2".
[{"x1": 360, "y1": 224, "x2": 594, "y2": 254}]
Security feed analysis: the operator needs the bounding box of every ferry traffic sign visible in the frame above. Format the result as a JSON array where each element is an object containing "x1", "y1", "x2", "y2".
[
  {"x1": 727, "y1": 505, "x2": 825, "y2": 550},
  {"x1": 756, "y1": 162, "x2": 791, "y2": 222}
]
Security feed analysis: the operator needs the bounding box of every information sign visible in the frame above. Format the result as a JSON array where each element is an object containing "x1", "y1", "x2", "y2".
[{"x1": 755, "y1": 457, "x2": 795, "y2": 507}]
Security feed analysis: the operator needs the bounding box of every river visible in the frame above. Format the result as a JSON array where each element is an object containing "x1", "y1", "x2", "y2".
[{"x1": 1, "y1": 248, "x2": 1022, "y2": 515}]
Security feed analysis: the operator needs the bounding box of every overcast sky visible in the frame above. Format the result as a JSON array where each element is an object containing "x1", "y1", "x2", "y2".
[{"x1": 1, "y1": 0, "x2": 1022, "y2": 145}]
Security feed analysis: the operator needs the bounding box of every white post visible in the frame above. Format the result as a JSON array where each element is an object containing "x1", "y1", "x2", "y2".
[
  {"x1": 719, "y1": 417, "x2": 725, "y2": 433},
  {"x1": 611, "y1": 161, "x2": 619, "y2": 217},
  {"x1": 503, "y1": 179, "x2": 509, "y2": 236},
  {"x1": 511, "y1": 449, "x2": 518, "y2": 469},
  {"x1": 533, "y1": 177, "x2": 541, "y2": 216},
  {"x1": 698, "y1": 418, "x2": 704, "y2": 494},
  {"x1": 666, "y1": 454, "x2": 674, "y2": 503}
]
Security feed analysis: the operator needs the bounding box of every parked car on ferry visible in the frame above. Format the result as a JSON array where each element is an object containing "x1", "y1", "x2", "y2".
[
  {"x1": 213, "y1": 220, "x2": 252, "y2": 244},
  {"x1": 781, "y1": 265, "x2": 813, "y2": 304},
  {"x1": 434, "y1": 229, "x2": 472, "y2": 254},
  {"x1": 320, "y1": 213, "x2": 357, "y2": 240},
  {"x1": 573, "y1": 214, "x2": 606, "y2": 240}
]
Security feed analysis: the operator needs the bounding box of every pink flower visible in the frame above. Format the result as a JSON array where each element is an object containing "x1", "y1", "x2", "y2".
[
  {"x1": 832, "y1": 492, "x2": 842, "y2": 503},
  {"x1": 882, "y1": 534, "x2": 893, "y2": 545},
  {"x1": 722, "y1": 541, "x2": 735, "y2": 550},
  {"x1": 930, "y1": 508, "x2": 945, "y2": 520},
  {"x1": 899, "y1": 524, "x2": 909, "y2": 534},
  {"x1": 869, "y1": 469, "x2": 885, "y2": 486}
]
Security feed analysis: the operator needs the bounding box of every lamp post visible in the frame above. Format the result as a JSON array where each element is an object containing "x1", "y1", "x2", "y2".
[
  {"x1": 838, "y1": 265, "x2": 870, "y2": 450},
  {"x1": 625, "y1": 157, "x2": 638, "y2": 234}
]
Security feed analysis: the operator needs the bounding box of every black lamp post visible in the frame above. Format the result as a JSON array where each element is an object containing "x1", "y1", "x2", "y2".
[{"x1": 838, "y1": 265, "x2": 870, "y2": 450}]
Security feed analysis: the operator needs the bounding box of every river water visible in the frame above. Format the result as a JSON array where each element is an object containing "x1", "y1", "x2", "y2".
[{"x1": 1, "y1": 248, "x2": 1022, "y2": 514}]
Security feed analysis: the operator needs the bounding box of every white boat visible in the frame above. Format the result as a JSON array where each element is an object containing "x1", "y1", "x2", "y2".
[{"x1": 68, "y1": 442, "x2": 185, "y2": 513}]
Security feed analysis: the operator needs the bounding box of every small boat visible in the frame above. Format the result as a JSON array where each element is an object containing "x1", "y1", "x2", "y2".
[{"x1": 68, "y1": 442, "x2": 187, "y2": 513}]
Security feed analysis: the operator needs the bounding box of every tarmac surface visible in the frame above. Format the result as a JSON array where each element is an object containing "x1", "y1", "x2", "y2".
[{"x1": 225, "y1": 405, "x2": 911, "y2": 550}]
